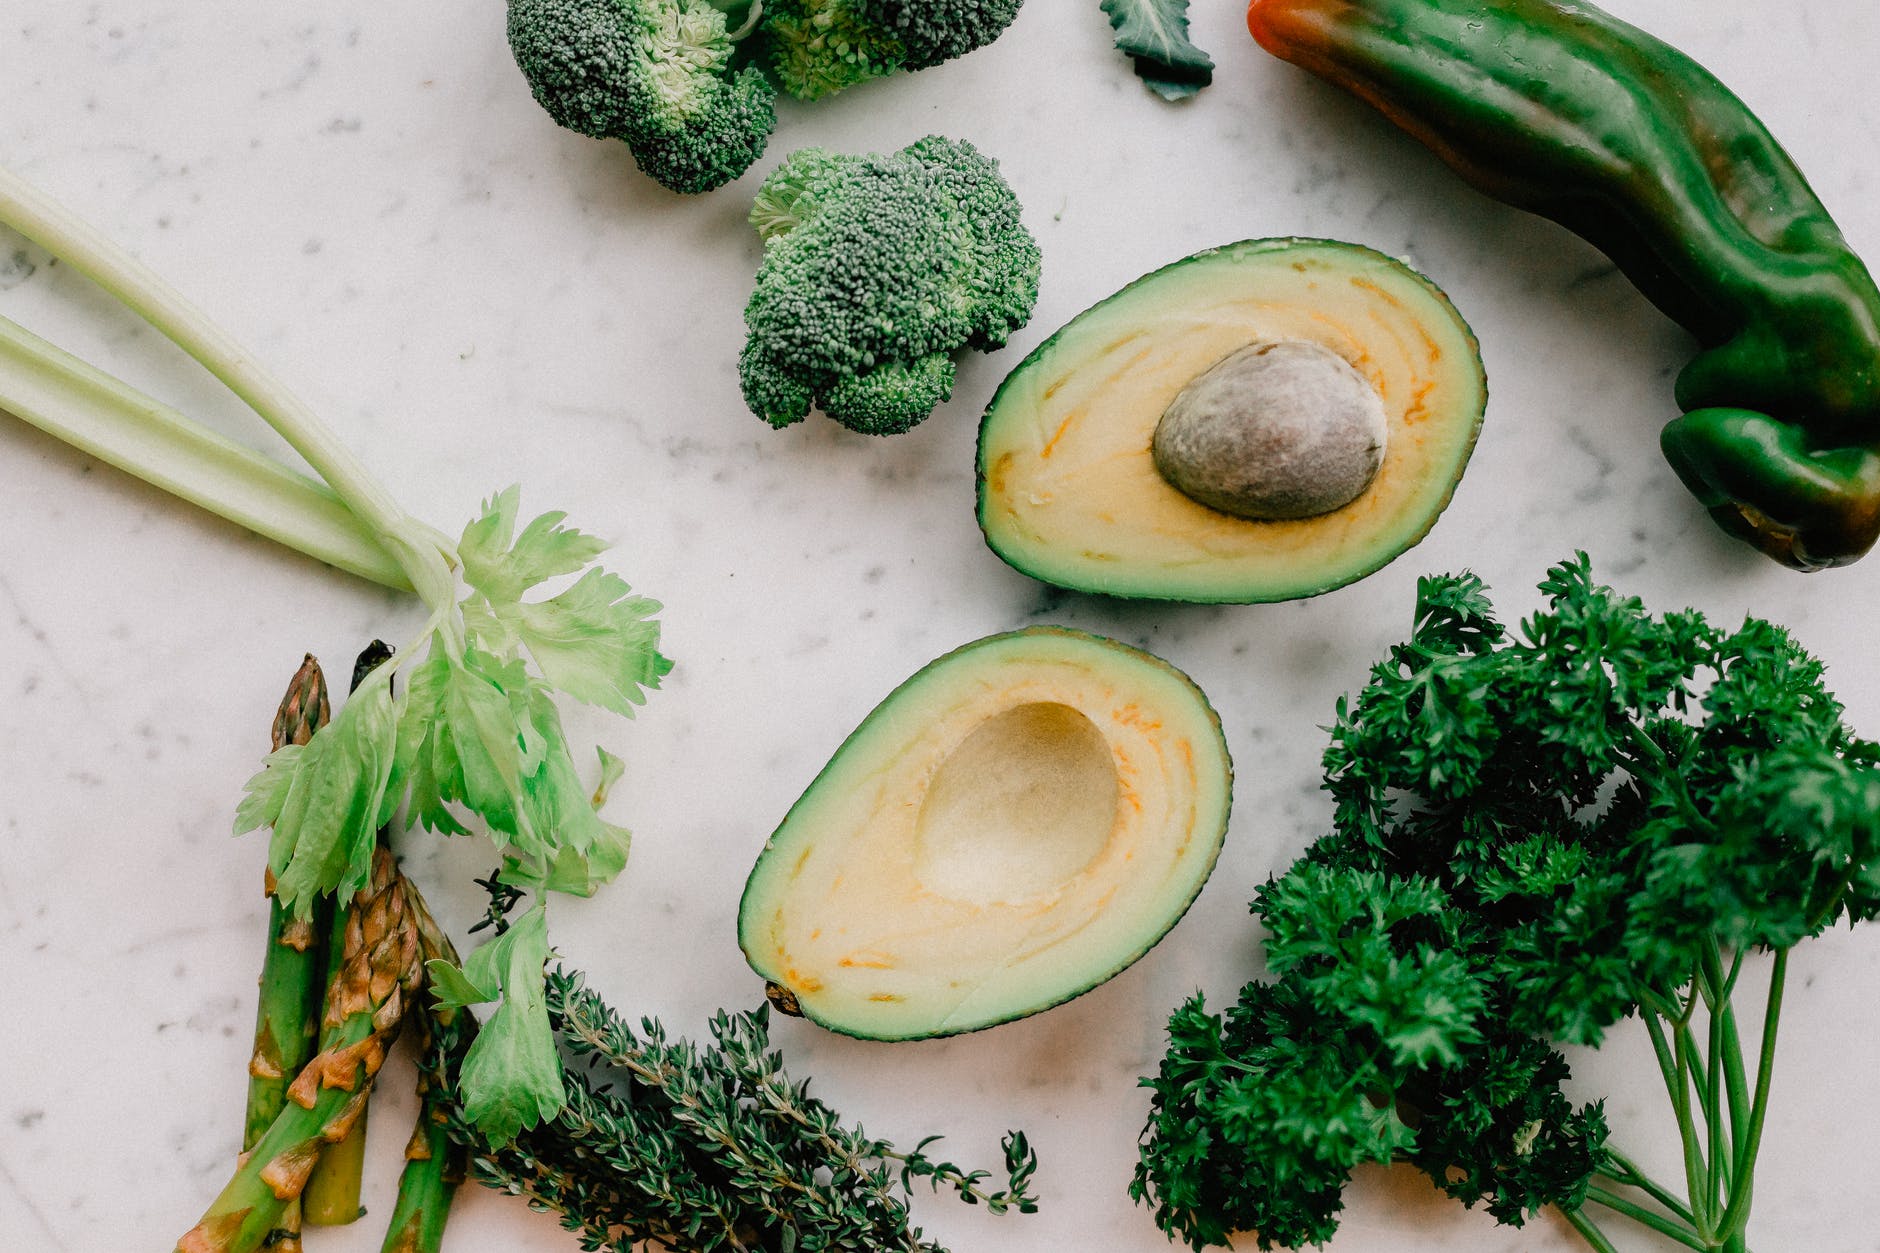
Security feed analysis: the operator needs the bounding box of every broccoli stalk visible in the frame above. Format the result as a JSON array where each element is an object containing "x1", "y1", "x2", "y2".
[
  {"x1": 506, "y1": 0, "x2": 777, "y2": 194},
  {"x1": 761, "y1": 0, "x2": 1026, "y2": 100},
  {"x1": 740, "y1": 135, "x2": 1041, "y2": 436}
]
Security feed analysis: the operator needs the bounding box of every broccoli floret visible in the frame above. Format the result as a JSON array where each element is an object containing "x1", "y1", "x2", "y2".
[
  {"x1": 740, "y1": 135, "x2": 1041, "y2": 436},
  {"x1": 761, "y1": 0, "x2": 1026, "y2": 100},
  {"x1": 507, "y1": 0, "x2": 776, "y2": 195}
]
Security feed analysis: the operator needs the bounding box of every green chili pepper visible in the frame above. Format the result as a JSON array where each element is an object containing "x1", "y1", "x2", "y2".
[{"x1": 1247, "y1": 0, "x2": 1880, "y2": 569}]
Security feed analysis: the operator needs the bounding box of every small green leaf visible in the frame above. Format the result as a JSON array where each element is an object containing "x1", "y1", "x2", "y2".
[
  {"x1": 399, "y1": 648, "x2": 469, "y2": 836},
  {"x1": 450, "y1": 904, "x2": 567, "y2": 1146},
  {"x1": 426, "y1": 957, "x2": 497, "y2": 1009},
  {"x1": 233, "y1": 743, "x2": 305, "y2": 834},
  {"x1": 1100, "y1": 0, "x2": 1214, "y2": 101},
  {"x1": 441, "y1": 649, "x2": 540, "y2": 845},
  {"x1": 505, "y1": 569, "x2": 671, "y2": 715},
  {"x1": 460, "y1": 486, "x2": 608, "y2": 605},
  {"x1": 266, "y1": 681, "x2": 398, "y2": 917},
  {"x1": 592, "y1": 746, "x2": 626, "y2": 806},
  {"x1": 402, "y1": 648, "x2": 550, "y2": 851},
  {"x1": 522, "y1": 691, "x2": 605, "y2": 849},
  {"x1": 505, "y1": 822, "x2": 632, "y2": 898},
  {"x1": 503, "y1": 743, "x2": 633, "y2": 896}
]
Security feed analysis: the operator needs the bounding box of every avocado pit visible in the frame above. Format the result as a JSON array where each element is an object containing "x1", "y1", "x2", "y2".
[{"x1": 1152, "y1": 339, "x2": 1389, "y2": 520}]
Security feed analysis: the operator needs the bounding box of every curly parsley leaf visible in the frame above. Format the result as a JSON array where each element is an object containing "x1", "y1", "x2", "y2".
[{"x1": 1100, "y1": 0, "x2": 1214, "y2": 101}]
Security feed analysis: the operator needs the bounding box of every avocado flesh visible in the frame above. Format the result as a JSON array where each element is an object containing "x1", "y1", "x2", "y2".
[
  {"x1": 977, "y1": 238, "x2": 1486, "y2": 602},
  {"x1": 737, "y1": 627, "x2": 1232, "y2": 1041}
]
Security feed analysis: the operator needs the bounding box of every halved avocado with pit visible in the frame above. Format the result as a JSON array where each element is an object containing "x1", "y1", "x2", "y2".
[
  {"x1": 737, "y1": 626, "x2": 1232, "y2": 1041},
  {"x1": 977, "y1": 238, "x2": 1487, "y2": 602}
]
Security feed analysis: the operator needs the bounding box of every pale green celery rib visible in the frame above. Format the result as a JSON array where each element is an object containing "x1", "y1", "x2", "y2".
[{"x1": 0, "y1": 312, "x2": 410, "y2": 591}]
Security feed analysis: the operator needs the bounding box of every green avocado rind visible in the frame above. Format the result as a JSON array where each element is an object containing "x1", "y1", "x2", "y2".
[
  {"x1": 976, "y1": 237, "x2": 1487, "y2": 604},
  {"x1": 737, "y1": 626, "x2": 1233, "y2": 1041}
]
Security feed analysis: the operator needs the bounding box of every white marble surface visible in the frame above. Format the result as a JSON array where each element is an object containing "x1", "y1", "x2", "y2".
[{"x1": 4, "y1": 2, "x2": 1880, "y2": 1250}]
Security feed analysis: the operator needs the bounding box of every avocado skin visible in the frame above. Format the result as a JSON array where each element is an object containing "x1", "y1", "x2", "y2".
[
  {"x1": 975, "y1": 237, "x2": 1487, "y2": 604},
  {"x1": 736, "y1": 626, "x2": 1233, "y2": 1042}
]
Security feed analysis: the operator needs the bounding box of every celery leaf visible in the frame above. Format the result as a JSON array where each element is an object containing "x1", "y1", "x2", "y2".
[
  {"x1": 426, "y1": 958, "x2": 497, "y2": 1010},
  {"x1": 592, "y1": 746, "x2": 625, "y2": 803},
  {"x1": 460, "y1": 486, "x2": 608, "y2": 605},
  {"x1": 430, "y1": 904, "x2": 566, "y2": 1146},
  {"x1": 504, "y1": 744, "x2": 633, "y2": 897},
  {"x1": 511, "y1": 569, "x2": 668, "y2": 714},
  {"x1": 266, "y1": 681, "x2": 398, "y2": 917},
  {"x1": 233, "y1": 743, "x2": 306, "y2": 834},
  {"x1": 242, "y1": 489, "x2": 665, "y2": 909}
]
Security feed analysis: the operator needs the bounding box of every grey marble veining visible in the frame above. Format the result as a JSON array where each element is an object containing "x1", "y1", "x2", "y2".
[{"x1": 4, "y1": 2, "x2": 1880, "y2": 1250}]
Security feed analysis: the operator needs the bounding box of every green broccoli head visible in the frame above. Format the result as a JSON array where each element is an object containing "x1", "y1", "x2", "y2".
[
  {"x1": 507, "y1": 0, "x2": 776, "y2": 195},
  {"x1": 761, "y1": 0, "x2": 1026, "y2": 100},
  {"x1": 740, "y1": 135, "x2": 1041, "y2": 437}
]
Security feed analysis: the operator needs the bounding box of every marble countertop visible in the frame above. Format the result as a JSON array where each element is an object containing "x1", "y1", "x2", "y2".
[{"x1": 4, "y1": 3, "x2": 1880, "y2": 1250}]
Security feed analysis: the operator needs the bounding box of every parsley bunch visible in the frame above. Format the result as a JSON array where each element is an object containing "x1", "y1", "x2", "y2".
[{"x1": 1135, "y1": 555, "x2": 1880, "y2": 1252}]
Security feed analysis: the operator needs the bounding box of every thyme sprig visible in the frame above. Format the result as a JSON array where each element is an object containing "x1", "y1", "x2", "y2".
[{"x1": 427, "y1": 967, "x2": 1039, "y2": 1253}]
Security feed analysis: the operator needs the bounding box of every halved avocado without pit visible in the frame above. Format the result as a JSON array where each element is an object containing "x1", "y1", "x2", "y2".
[
  {"x1": 977, "y1": 238, "x2": 1487, "y2": 602},
  {"x1": 738, "y1": 627, "x2": 1232, "y2": 1040}
]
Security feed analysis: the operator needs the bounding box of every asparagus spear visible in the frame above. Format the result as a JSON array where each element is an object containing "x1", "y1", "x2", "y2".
[
  {"x1": 177, "y1": 846, "x2": 423, "y2": 1253},
  {"x1": 376, "y1": 1073, "x2": 461, "y2": 1253},
  {"x1": 380, "y1": 882, "x2": 469, "y2": 1253},
  {"x1": 245, "y1": 656, "x2": 334, "y2": 1253},
  {"x1": 301, "y1": 640, "x2": 397, "y2": 1227},
  {"x1": 246, "y1": 656, "x2": 332, "y2": 1143},
  {"x1": 297, "y1": 900, "x2": 369, "y2": 1227}
]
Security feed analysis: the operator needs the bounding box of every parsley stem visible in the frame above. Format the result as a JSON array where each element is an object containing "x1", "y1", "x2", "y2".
[
  {"x1": 1639, "y1": 985, "x2": 1682, "y2": 1023},
  {"x1": 1596, "y1": 1152, "x2": 1696, "y2": 1227},
  {"x1": 1581, "y1": 1186, "x2": 1709, "y2": 1251},
  {"x1": 1701, "y1": 942, "x2": 1753, "y2": 1173},
  {"x1": 1715, "y1": 947, "x2": 1788, "y2": 1242},
  {"x1": 1624, "y1": 723, "x2": 1720, "y2": 840},
  {"x1": 1705, "y1": 974, "x2": 1728, "y2": 1215},
  {"x1": 1641, "y1": 1007, "x2": 1681, "y2": 1124},
  {"x1": 1671, "y1": 1019, "x2": 1717, "y2": 1238},
  {"x1": 1644, "y1": 1006, "x2": 1714, "y2": 1239},
  {"x1": 1561, "y1": 1204, "x2": 1621, "y2": 1253}
]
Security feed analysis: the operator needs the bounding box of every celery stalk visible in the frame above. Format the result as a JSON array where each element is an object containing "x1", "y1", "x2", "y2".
[
  {"x1": 0, "y1": 162, "x2": 454, "y2": 608},
  {"x1": 0, "y1": 314, "x2": 408, "y2": 589}
]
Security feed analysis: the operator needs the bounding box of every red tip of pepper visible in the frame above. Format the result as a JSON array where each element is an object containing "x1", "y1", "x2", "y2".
[
  {"x1": 1247, "y1": 0, "x2": 1277, "y2": 45},
  {"x1": 1247, "y1": 0, "x2": 1327, "y2": 60}
]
